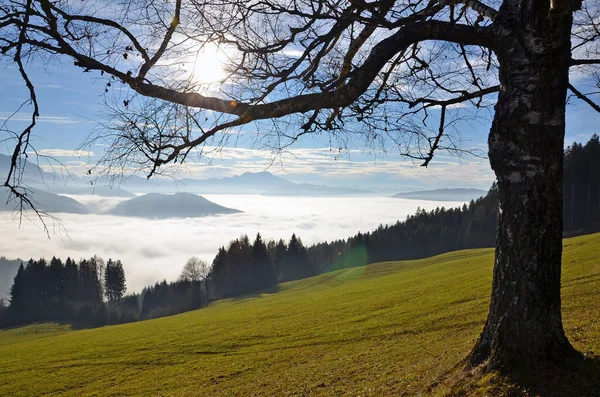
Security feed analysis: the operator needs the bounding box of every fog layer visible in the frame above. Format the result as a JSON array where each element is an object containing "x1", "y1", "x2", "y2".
[{"x1": 0, "y1": 195, "x2": 465, "y2": 294}]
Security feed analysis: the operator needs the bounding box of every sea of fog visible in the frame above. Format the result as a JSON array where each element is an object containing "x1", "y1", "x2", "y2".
[{"x1": 0, "y1": 194, "x2": 465, "y2": 294}]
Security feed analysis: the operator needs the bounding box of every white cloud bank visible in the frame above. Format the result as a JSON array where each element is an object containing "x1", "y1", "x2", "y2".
[
  {"x1": 0, "y1": 194, "x2": 468, "y2": 294},
  {"x1": 37, "y1": 149, "x2": 95, "y2": 158}
]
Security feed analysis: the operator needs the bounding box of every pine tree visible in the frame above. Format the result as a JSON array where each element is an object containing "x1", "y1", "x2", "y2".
[
  {"x1": 79, "y1": 258, "x2": 102, "y2": 304},
  {"x1": 281, "y1": 234, "x2": 312, "y2": 282},
  {"x1": 274, "y1": 239, "x2": 287, "y2": 281},
  {"x1": 105, "y1": 259, "x2": 126, "y2": 304},
  {"x1": 209, "y1": 247, "x2": 227, "y2": 300},
  {"x1": 48, "y1": 256, "x2": 65, "y2": 301},
  {"x1": 252, "y1": 233, "x2": 276, "y2": 290},
  {"x1": 64, "y1": 257, "x2": 80, "y2": 302}
]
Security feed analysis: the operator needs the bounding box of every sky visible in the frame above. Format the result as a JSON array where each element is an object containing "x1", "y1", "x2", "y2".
[{"x1": 1, "y1": 36, "x2": 599, "y2": 194}]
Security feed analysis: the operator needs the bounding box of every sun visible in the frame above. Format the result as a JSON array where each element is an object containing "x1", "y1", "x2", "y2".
[{"x1": 191, "y1": 42, "x2": 232, "y2": 85}]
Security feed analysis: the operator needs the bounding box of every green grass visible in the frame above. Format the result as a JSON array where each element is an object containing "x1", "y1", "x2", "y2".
[{"x1": 1, "y1": 233, "x2": 599, "y2": 396}]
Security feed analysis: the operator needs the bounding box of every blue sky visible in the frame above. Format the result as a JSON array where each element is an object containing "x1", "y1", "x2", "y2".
[{"x1": 1, "y1": 56, "x2": 599, "y2": 193}]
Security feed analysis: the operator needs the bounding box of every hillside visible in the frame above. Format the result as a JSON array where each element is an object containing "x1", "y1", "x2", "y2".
[
  {"x1": 0, "y1": 233, "x2": 598, "y2": 396},
  {"x1": 108, "y1": 192, "x2": 241, "y2": 219},
  {"x1": 0, "y1": 188, "x2": 89, "y2": 214}
]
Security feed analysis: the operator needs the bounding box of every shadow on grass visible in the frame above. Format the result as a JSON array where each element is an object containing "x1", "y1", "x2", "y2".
[
  {"x1": 0, "y1": 320, "x2": 91, "y2": 332},
  {"x1": 229, "y1": 285, "x2": 281, "y2": 302},
  {"x1": 437, "y1": 354, "x2": 600, "y2": 397},
  {"x1": 511, "y1": 354, "x2": 600, "y2": 397}
]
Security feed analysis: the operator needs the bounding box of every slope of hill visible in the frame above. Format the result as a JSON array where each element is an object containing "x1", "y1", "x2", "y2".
[
  {"x1": 393, "y1": 188, "x2": 487, "y2": 201},
  {"x1": 0, "y1": 188, "x2": 89, "y2": 214},
  {"x1": 1, "y1": 233, "x2": 598, "y2": 396},
  {"x1": 108, "y1": 192, "x2": 241, "y2": 219}
]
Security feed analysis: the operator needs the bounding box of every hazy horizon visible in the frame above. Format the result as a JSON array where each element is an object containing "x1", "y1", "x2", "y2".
[{"x1": 0, "y1": 194, "x2": 467, "y2": 295}]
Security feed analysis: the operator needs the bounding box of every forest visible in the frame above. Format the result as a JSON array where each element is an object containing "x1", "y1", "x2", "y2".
[{"x1": 1, "y1": 135, "x2": 599, "y2": 328}]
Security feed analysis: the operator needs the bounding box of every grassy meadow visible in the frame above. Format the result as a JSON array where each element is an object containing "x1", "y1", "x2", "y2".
[{"x1": 0, "y1": 233, "x2": 599, "y2": 396}]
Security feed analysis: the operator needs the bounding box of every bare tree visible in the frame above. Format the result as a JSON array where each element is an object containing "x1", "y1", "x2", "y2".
[
  {"x1": 179, "y1": 256, "x2": 205, "y2": 282},
  {"x1": 1, "y1": 0, "x2": 599, "y2": 386},
  {"x1": 180, "y1": 256, "x2": 210, "y2": 303}
]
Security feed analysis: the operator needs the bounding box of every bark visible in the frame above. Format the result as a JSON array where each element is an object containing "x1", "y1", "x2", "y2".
[{"x1": 469, "y1": 3, "x2": 579, "y2": 371}]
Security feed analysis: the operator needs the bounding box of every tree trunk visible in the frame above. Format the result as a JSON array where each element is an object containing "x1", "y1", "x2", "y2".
[{"x1": 469, "y1": 5, "x2": 579, "y2": 371}]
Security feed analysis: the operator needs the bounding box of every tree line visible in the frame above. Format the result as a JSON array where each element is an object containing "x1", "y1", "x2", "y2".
[
  {"x1": 306, "y1": 135, "x2": 600, "y2": 272},
  {"x1": 564, "y1": 134, "x2": 600, "y2": 234},
  {"x1": 2, "y1": 136, "x2": 599, "y2": 328},
  {"x1": 138, "y1": 233, "x2": 314, "y2": 320},
  {"x1": 0, "y1": 232, "x2": 314, "y2": 327},
  {"x1": 0, "y1": 256, "x2": 132, "y2": 328},
  {"x1": 306, "y1": 185, "x2": 499, "y2": 272}
]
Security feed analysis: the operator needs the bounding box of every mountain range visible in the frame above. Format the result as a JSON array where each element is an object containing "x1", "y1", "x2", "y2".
[
  {"x1": 177, "y1": 171, "x2": 370, "y2": 196},
  {"x1": 1, "y1": 153, "x2": 487, "y2": 200},
  {"x1": 0, "y1": 154, "x2": 371, "y2": 197}
]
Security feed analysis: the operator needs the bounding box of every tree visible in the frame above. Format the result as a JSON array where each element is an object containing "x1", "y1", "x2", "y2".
[
  {"x1": 209, "y1": 247, "x2": 228, "y2": 300},
  {"x1": 252, "y1": 233, "x2": 277, "y2": 290},
  {"x1": 180, "y1": 256, "x2": 207, "y2": 283},
  {"x1": 105, "y1": 259, "x2": 127, "y2": 304},
  {"x1": 273, "y1": 239, "x2": 287, "y2": 281},
  {"x1": 281, "y1": 234, "x2": 312, "y2": 282},
  {"x1": 78, "y1": 258, "x2": 103, "y2": 304},
  {"x1": 48, "y1": 256, "x2": 65, "y2": 301},
  {"x1": 179, "y1": 256, "x2": 210, "y2": 303},
  {"x1": 2, "y1": 0, "x2": 597, "y2": 381}
]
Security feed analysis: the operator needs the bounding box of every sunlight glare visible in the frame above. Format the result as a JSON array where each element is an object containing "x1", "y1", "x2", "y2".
[{"x1": 191, "y1": 42, "x2": 232, "y2": 85}]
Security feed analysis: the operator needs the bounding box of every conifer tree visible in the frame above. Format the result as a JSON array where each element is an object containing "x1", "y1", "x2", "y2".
[
  {"x1": 105, "y1": 259, "x2": 127, "y2": 304},
  {"x1": 252, "y1": 233, "x2": 276, "y2": 290}
]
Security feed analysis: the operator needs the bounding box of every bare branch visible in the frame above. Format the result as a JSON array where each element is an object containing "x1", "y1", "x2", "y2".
[
  {"x1": 421, "y1": 104, "x2": 446, "y2": 167},
  {"x1": 568, "y1": 83, "x2": 600, "y2": 113},
  {"x1": 570, "y1": 58, "x2": 600, "y2": 66}
]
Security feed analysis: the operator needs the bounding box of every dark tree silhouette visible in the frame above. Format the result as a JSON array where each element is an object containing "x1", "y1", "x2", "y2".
[
  {"x1": 105, "y1": 259, "x2": 127, "y2": 304},
  {"x1": 280, "y1": 234, "x2": 313, "y2": 282},
  {"x1": 3, "y1": 256, "x2": 131, "y2": 327},
  {"x1": 252, "y1": 233, "x2": 277, "y2": 290}
]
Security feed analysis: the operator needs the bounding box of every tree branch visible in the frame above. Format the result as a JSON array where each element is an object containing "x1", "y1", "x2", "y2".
[
  {"x1": 568, "y1": 83, "x2": 600, "y2": 113},
  {"x1": 570, "y1": 58, "x2": 600, "y2": 66},
  {"x1": 421, "y1": 104, "x2": 446, "y2": 167},
  {"x1": 455, "y1": 0, "x2": 498, "y2": 21},
  {"x1": 408, "y1": 85, "x2": 500, "y2": 109}
]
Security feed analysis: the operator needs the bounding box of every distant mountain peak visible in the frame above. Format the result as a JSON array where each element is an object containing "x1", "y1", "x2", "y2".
[
  {"x1": 234, "y1": 171, "x2": 284, "y2": 180},
  {"x1": 108, "y1": 192, "x2": 241, "y2": 219}
]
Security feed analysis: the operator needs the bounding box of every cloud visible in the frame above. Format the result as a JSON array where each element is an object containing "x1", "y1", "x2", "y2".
[
  {"x1": 0, "y1": 195, "x2": 472, "y2": 295},
  {"x1": 37, "y1": 149, "x2": 95, "y2": 157},
  {"x1": 0, "y1": 112, "x2": 82, "y2": 125}
]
